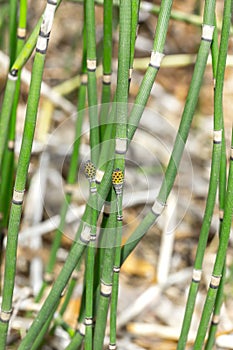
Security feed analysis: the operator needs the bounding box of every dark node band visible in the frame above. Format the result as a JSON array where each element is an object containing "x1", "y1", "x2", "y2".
[
  {"x1": 210, "y1": 283, "x2": 219, "y2": 289},
  {"x1": 192, "y1": 278, "x2": 200, "y2": 283},
  {"x1": 47, "y1": 0, "x2": 57, "y2": 4},
  {"x1": 10, "y1": 69, "x2": 18, "y2": 77},
  {"x1": 211, "y1": 320, "x2": 219, "y2": 326},
  {"x1": 149, "y1": 63, "x2": 160, "y2": 70},
  {"x1": 201, "y1": 37, "x2": 212, "y2": 42},
  {"x1": 39, "y1": 30, "x2": 50, "y2": 38}
]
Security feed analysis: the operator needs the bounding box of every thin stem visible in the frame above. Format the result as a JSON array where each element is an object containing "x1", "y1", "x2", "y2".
[
  {"x1": 121, "y1": 0, "x2": 216, "y2": 264},
  {"x1": 93, "y1": 189, "x2": 117, "y2": 350},
  {"x1": 9, "y1": 0, "x2": 17, "y2": 65},
  {"x1": 86, "y1": 0, "x2": 99, "y2": 165},
  {"x1": 83, "y1": 162, "x2": 98, "y2": 350},
  {"x1": 108, "y1": 0, "x2": 132, "y2": 347},
  {"x1": 36, "y1": 29, "x2": 87, "y2": 302},
  {"x1": 193, "y1": 129, "x2": 233, "y2": 349},
  {"x1": 0, "y1": 0, "x2": 27, "y2": 259},
  {"x1": 99, "y1": 0, "x2": 113, "y2": 141},
  {"x1": 12, "y1": 0, "x2": 62, "y2": 72},
  {"x1": 0, "y1": 1, "x2": 58, "y2": 347}
]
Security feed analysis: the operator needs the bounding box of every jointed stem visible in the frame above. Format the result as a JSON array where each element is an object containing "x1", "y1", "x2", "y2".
[{"x1": 0, "y1": 1, "x2": 58, "y2": 348}]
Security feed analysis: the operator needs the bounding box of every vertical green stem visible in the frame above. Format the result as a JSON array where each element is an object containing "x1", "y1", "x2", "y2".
[
  {"x1": 93, "y1": 189, "x2": 117, "y2": 350},
  {"x1": 83, "y1": 162, "x2": 98, "y2": 350},
  {"x1": 36, "y1": 22, "x2": 87, "y2": 302},
  {"x1": 9, "y1": 0, "x2": 17, "y2": 65},
  {"x1": 0, "y1": 1, "x2": 58, "y2": 347},
  {"x1": 86, "y1": 0, "x2": 99, "y2": 165},
  {"x1": 0, "y1": 0, "x2": 27, "y2": 281},
  {"x1": 121, "y1": 0, "x2": 216, "y2": 269},
  {"x1": 99, "y1": 0, "x2": 113, "y2": 141},
  {"x1": 193, "y1": 130, "x2": 233, "y2": 349}
]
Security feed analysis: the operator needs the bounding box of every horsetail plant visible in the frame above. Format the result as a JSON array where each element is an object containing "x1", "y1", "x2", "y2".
[
  {"x1": 193, "y1": 129, "x2": 233, "y2": 349},
  {"x1": 92, "y1": 188, "x2": 118, "y2": 350},
  {"x1": 177, "y1": 0, "x2": 231, "y2": 347},
  {"x1": 0, "y1": 0, "x2": 58, "y2": 347},
  {"x1": 110, "y1": 168, "x2": 124, "y2": 349},
  {"x1": 1, "y1": 1, "x2": 232, "y2": 349},
  {"x1": 36, "y1": 16, "x2": 87, "y2": 303},
  {"x1": 83, "y1": 160, "x2": 98, "y2": 350},
  {"x1": 0, "y1": 0, "x2": 27, "y2": 256},
  {"x1": 35, "y1": 2, "x2": 176, "y2": 344},
  {"x1": 99, "y1": 0, "x2": 113, "y2": 141},
  {"x1": 86, "y1": 0, "x2": 99, "y2": 165},
  {"x1": 121, "y1": 0, "x2": 216, "y2": 262}
]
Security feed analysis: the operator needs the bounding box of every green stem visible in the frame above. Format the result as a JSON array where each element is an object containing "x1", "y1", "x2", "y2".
[
  {"x1": 99, "y1": 0, "x2": 113, "y2": 141},
  {"x1": 12, "y1": 0, "x2": 62, "y2": 72},
  {"x1": 36, "y1": 16, "x2": 87, "y2": 302},
  {"x1": 108, "y1": 0, "x2": 132, "y2": 347},
  {"x1": 0, "y1": 1, "x2": 58, "y2": 347},
  {"x1": 121, "y1": 0, "x2": 216, "y2": 264},
  {"x1": 84, "y1": 176, "x2": 98, "y2": 350},
  {"x1": 9, "y1": 0, "x2": 17, "y2": 65},
  {"x1": 0, "y1": 0, "x2": 27, "y2": 269},
  {"x1": 193, "y1": 130, "x2": 233, "y2": 349},
  {"x1": 93, "y1": 189, "x2": 117, "y2": 350},
  {"x1": 86, "y1": 0, "x2": 99, "y2": 165}
]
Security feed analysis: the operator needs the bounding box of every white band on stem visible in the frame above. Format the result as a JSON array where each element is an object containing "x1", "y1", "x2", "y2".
[
  {"x1": 151, "y1": 199, "x2": 165, "y2": 216},
  {"x1": 202, "y1": 24, "x2": 215, "y2": 41},
  {"x1": 103, "y1": 74, "x2": 111, "y2": 84},
  {"x1": 96, "y1": 169, "x2": 105, "y2": 183},
  {"x1": 81, "y1": 73, "x2": 88, "y2": 84},
  {"x1": 115, "y1": 138, "x2": 128, "y2": 154},
  {"x1": 44, "y1": 272, "x2": 54, "y2": 283},
  {"x1": 212, "y1": 314, "x2": 220, "y2": 324},
  {"x1": 87, "y1": 59, "x2": 97, "y2": 71},
  {"x1": 12, "y1": 189, "x2": 25, "y2": 204},
  {"x1": 113, "y1": 266, "x2": 120, "y2": 273},
  {"x1": 100, "y1": 280, "x2": 112, "y2": 296},
  {"x1": 109, "y1": 344, "x2": 117, "y2": 350},
  {"x1": 213, "y1": 129, "x2": 222, "y2": 143},
  {"x1": 219, "y1": 209, "x2": 224, "y2": 220},
  {"x1": 90, "y1": 234, "x2": 96, "y2": 241},
  {"x1": 8, "y1": 72, "x2": 18, "y2": 81},
  {"x1": 192, "y1": 269, "x2": 202, "y2": 282},
  {"x1": 8, "y1": 140, "x2": 15, "y2": 150},
  {"x1": 0, "y1": 309, "x2": 12, "y2": 322},
  {"x1": 85, "y1": 317, "x2": 93, "y2": 326},
  {"x1": 129, "y1": 68, "x2": 133, "y2": 80},
  {"x1": 80, "y1": 224, "x2": 91, "y2": 244},
  {"x1": 17, "y1": 27, "x2": 26, "y2": 38},
  {"x1": 210, "y1": 275, "x2": 221, "y2": 288},
  {"x1": 140, "y1": 2, "x2": 153, "y2": 12},
  {"x1": 41, "y1": 2, "x2": 57, "y2": 36},
  {"x1": 150, "y1": 51, "x2": 164, "y2": 69},
  {"x1": 36, "y1": 36, "x2": 48, "y2": 53},
  {"x1": 79, "y1": 322, "x2": 86, "y2": 336}
]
